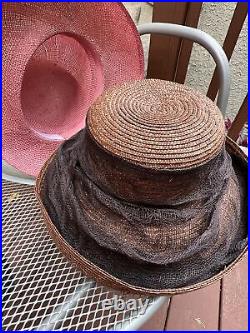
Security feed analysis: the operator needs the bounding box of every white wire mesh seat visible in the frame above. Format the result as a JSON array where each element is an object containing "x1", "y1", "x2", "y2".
[{"x1": 2, "y1": 179, "x2": 166, "y2": 331}]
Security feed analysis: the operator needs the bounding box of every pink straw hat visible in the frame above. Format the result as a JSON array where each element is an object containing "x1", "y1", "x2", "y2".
[{"x1": 2, "y1": 2, "x2": 144, "y2": 176}]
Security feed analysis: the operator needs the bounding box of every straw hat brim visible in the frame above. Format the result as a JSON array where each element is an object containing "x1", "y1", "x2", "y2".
[
  {"x1": 35, "y1": 137, "x2": 248, "y2": 295},
  {"x1": 2, "y1": 2, "x2": 144, "y2": 177}
]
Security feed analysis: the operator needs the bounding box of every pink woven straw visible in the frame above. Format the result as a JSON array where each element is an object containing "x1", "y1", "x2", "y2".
[{"x1": 2, "y1": 2, "x2": 144, "y2": 176}]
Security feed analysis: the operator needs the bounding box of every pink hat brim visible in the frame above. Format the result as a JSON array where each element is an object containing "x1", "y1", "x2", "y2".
[{"x1": 3, "y1": 2, "x2": 144, "y2": 176}]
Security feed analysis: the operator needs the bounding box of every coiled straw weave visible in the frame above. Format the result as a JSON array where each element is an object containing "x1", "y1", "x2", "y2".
[{"x1": 88, "y1": 80, "x2": 225, "y2": 170}]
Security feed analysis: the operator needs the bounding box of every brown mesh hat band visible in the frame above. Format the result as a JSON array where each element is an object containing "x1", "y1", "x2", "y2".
[
  {"x1": 37, "y1": 130, "x2": 247, "y2": 288},
  {"x1": 82, "y1": 129, "x2": 228, "y2": 205}
]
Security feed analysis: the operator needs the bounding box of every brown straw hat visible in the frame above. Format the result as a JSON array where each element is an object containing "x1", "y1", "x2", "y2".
[{"x1": 36, "y1": 79, "x2": 248, "y2": 295}]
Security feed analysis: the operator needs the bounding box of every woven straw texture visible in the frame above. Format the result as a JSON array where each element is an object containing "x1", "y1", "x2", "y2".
[
  {"x1": 36, "y1": 80, "x2": 248, "y2": 295},
  {"x1": 88, "y1": 80, "x2": 225, "y2": 170},
  {"x1": 2, "y1": 2, "x2": 144, "y2": 176}
]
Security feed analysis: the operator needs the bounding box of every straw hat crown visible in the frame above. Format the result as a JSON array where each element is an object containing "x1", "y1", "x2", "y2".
[{"x1": 87, "y1": 79, "x2": 225, "y2": 171}]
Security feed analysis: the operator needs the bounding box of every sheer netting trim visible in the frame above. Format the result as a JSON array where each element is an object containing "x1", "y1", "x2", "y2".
[{"x1": 40, "y1": 129, "x2": 247, "y2": 289}]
